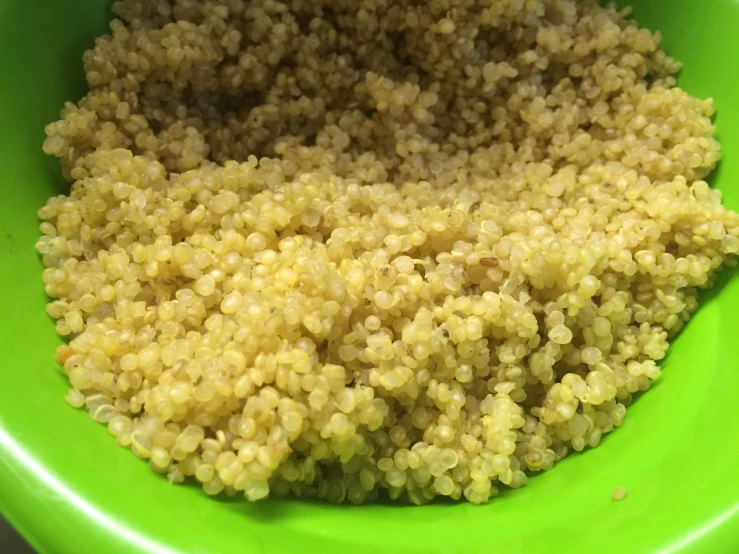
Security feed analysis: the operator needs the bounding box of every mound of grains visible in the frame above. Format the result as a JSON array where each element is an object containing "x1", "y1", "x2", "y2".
[{"x1": 37, "y1": 0, "x2": 739, "y2": 505}]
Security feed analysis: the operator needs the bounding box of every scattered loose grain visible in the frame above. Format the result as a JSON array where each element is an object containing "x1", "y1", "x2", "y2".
[{"x1": 612, "y1": 486, "x2": 628, "y2": 501}]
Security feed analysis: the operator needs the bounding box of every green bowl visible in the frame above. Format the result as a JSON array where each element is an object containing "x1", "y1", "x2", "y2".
[{"x1": 2, "y1": 1, "x2": 739, "y2": 552}]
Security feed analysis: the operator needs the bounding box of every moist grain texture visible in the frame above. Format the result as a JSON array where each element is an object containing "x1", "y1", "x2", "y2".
[{"x1": 37, "y1": 0, "x2": 739, "y2": 504}]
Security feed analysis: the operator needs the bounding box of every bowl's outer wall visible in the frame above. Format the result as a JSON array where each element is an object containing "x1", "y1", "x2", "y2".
[{"x1": 2, "y1": 1, "x2": 739, "y2": 553}]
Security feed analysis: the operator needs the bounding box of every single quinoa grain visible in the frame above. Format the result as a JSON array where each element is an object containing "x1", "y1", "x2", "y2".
[
  {"x1": 612, "y1": 486, "x2": 628, "y2": 501},
  {"x1": 36, "y1": 0, "x2": 738, "y2": 505}
]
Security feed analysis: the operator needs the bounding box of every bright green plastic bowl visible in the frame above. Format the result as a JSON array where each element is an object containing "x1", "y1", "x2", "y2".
[{"x1": 2, "y1": 1, "x2": 739, "y2": 552}]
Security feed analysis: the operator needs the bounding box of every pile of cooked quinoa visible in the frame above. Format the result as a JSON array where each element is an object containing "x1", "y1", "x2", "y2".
[{"x1": 36, "y1": 0, "x2": 739, "y2": 504}]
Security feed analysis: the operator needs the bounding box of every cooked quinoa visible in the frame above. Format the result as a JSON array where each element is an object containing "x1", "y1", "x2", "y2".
[
  {"x1": 612, "y1": 485, "x2": 627, "y2": 501},
  {"x1": 36, "y1": 0, "x2": 739, "y2": 505}
]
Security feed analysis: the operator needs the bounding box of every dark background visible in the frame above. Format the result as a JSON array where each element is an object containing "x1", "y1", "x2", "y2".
[{"x1": 0, "y1": 517, "x2": 34, "y2": 553}]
